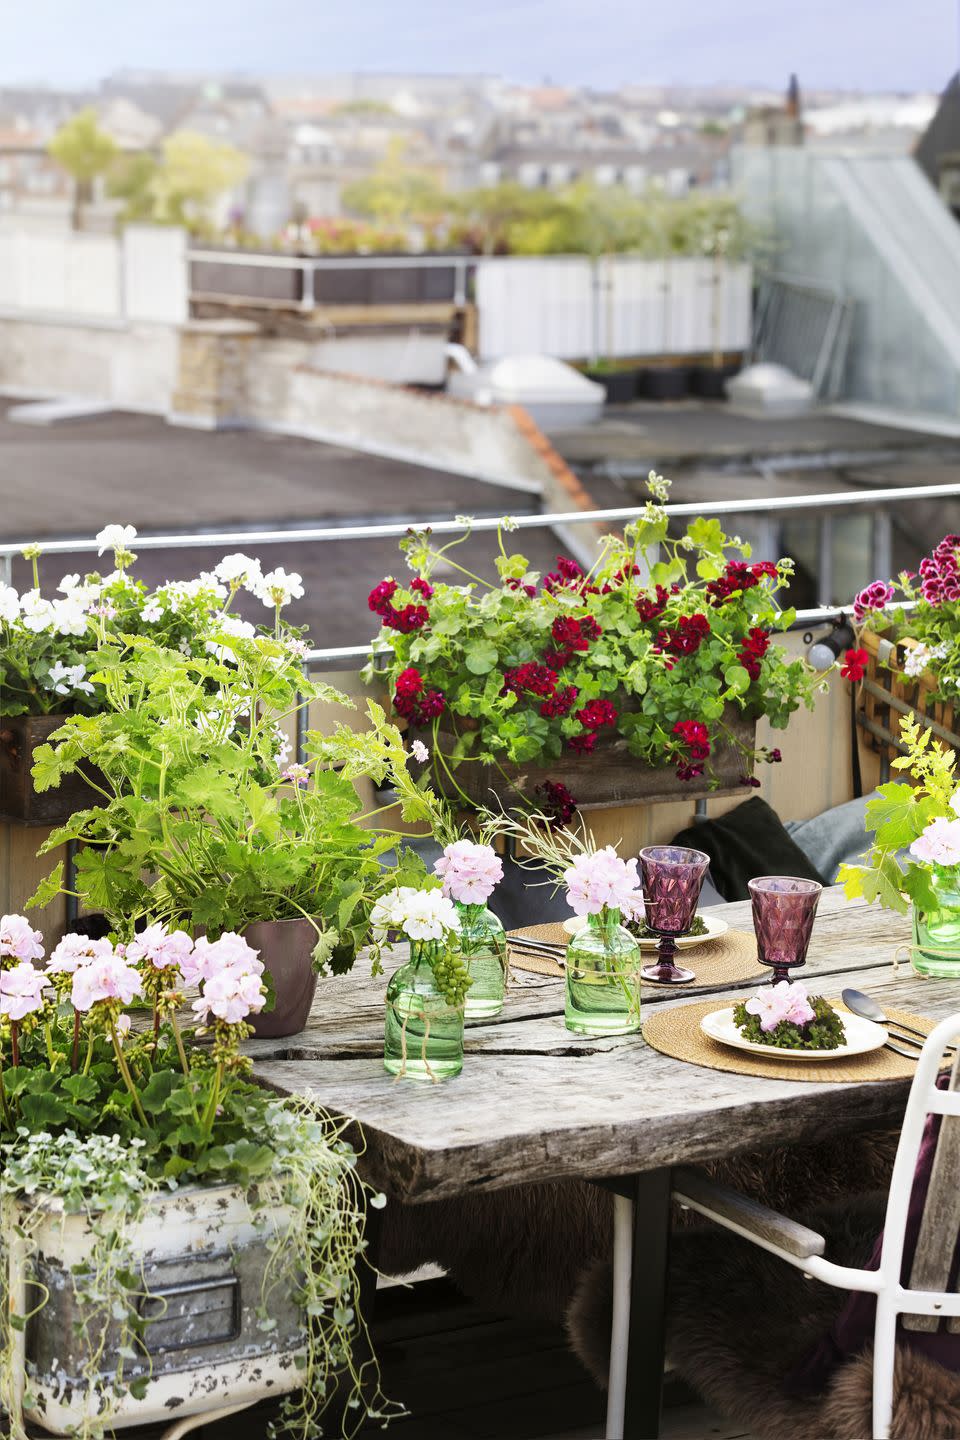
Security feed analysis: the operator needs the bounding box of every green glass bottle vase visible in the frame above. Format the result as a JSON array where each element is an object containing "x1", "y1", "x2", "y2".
[
  {"x1": 565, "y1": 907, "x2": 641, "y2": 1036},
  {"x1": 384, "y1": 940, "x2": 465, "y2": 1080},
  {"x1": 912, "y1": 869, "x2": 960, "y2": 978},
  {"x1": 456, "y1": 902, "x2": 507, "y2": 1019}
]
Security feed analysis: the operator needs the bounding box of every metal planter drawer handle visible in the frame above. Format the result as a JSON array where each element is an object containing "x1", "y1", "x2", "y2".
[{"x1": 139, "y1": 1273, "x2": 241, "y2": 1352}]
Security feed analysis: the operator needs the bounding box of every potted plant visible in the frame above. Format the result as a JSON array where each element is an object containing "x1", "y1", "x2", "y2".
[
  {"x1": 375, "y1": 883, "x2": 470, "y2": 1082},
  {"x1": 364, "y1": 474, "x2": 820, "y2": 819},
  {"x1": 28, "y1": 562, "x2": 445, "y2": 1038},
  {"x1": 839, "y1": 712, "x2": 960, "y2": 977},
  {"x1": 0, "y1": 527, "x2": 284, "y2": 825},
  {"x1": 0, "y1": 915, "x2": 399, "y2": 1438}
]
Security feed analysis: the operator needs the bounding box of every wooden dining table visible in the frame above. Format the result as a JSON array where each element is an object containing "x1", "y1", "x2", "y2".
[{"x1": 247, "y1": 887, "x2": 960, "y2": 1439}]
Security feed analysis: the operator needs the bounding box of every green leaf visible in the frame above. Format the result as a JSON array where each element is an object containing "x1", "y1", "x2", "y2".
[
  {"x1": 464, "y1": 641, "x2": 498, "y2": 675},
  {"x1": 26, "y1": 861, "x2": 64, "y2": 911},
  {"x1": 724, "y1": 665, "x2": 751, "y2": 694}
]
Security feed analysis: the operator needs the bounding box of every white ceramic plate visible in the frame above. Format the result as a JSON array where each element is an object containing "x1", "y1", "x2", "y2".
[
  {"x1": 699, "y1": 1006, "x2": 887, "y2": 1061},
  {"x1": 561, "y1": 912, "x2": 729, "y2": 949}
]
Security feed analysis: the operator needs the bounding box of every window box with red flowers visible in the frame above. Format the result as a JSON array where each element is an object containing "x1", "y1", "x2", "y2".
[
  {"x1": 846, "y1": 536, "x2": 960, "y2": 764},
  {"x1": 364, "y1": 476, "x2": 820, "y2": 819}
]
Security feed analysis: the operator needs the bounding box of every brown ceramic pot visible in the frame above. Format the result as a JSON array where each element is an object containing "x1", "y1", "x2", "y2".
[{"x1": 244, "y1": 916, "x2": 319, "y2": 1038}]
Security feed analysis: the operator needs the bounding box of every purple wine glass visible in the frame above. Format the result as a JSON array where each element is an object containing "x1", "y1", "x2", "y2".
[
  {"x1": 748, "y1": 876, "x2": 822, "y2": 985},
  {"x1": 639, "y1": 845, "x2": 710, "y2": 985}
]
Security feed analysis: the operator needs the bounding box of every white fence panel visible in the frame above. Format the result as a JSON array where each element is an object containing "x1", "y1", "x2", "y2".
[
  {"x1": 476, "y1": 255, "x2": 752, "y2": 361},
  {"x1": 123, "y1": 226, "x2": 188, "y2": 324}
]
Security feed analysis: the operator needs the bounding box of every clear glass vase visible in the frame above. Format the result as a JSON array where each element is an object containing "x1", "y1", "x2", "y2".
[
  {"x1": 384, "y1": 940, "x2": 465, "y2": 1081},
  {"x1": 565, "y1": 907, "x2": 642, "y2": 1036},
  {"x1": 912, "y1": 871, "x2": 960, "y2": 978},
  {"x1": 456, "y1": 901, "x2": 507, "y2": 1019}
]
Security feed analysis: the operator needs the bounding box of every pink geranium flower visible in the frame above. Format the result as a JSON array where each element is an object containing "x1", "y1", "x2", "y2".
[
  {"x1": 181, "y1": 932, "x2": 264, "y2": 986},
  {"x1": 0, "y1": 914, "x2": 44, "y2": 965},
  {"x1": 433, "y1": 840, "x2": 504, "y2": 905},
  {"x1": 0, "y1": 962, "x2": 47, "y2": 1020},
  {"x1": 47, "y1": 934, "x2": 114, "y2": 974},
  {"x1": 564, "y1": 847, "x2": 642, "y2": 917},
  {"x1": 745, "y1": 980, "x2": 815, "y2": 1033},
  {"x1": 910, "y1": 816, "x2": 960, "y2": 868},
  {"x1": 71, "y1": 954, "x2": 144, "y2": 1012},
  {"x1": 126, "y1": 923, "x2": 195, "y2": 972},
  {"x1": 192, "y1": 967, "x2": 266, "y2": 1026}
]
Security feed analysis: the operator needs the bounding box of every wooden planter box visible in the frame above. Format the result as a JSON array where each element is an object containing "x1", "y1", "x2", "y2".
[
  {"x1": 425, "y1": 707, "x2": 757, "y2": 811},
  {"x1": 0, "y1": 714, "x2": 102, "y2": 826},
  {"x1": 6, "y1": 1183, "x2": 305, "y2": 1434},
  {"x1": 859, "y1": 630, "x2": 960, "y2": 765}
]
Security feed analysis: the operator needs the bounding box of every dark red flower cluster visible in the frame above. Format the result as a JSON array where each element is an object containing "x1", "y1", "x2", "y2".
[
  {"x1": 673, "y1": 720, "x2": 711, "y2": 780},
  {"x1": 739, "y1": 775, "x2": 762, "y2": 788},
  {"x1": 391, "y1": 667, "x2": 446, "y2": 725},
  {"x1": 567, "y1": 733, "x2": 597, "y2": 754},
  {"x1": 502, "y1": 662, "x2": 558, "y2": 698},
  {"x1": 537, "y1": 779, "x2": 577, "y2": 827},
  {"x1": 576, "y1": 698, "x2": 618, "y2": 730},
  {"x1": 506, "y1": 578, "x2": 537, "y2": 598},
  {"x1": 918, "y1": 535, "x2": 960, "y2": 605},
  {"x1": 635, "y1": 585, "x2": 671, "y2": 623},
  {"x1": 656, "y1": 612, "x2": 710, "y2": 659},
  {"x1": 539, "y1": 685, "x2": 579, "y2": 718},
  {"x1": 543, "y1": 556, "x2": 585, "y2": 594},
  {"x1": 368, "y1": 577, "x2": 430, "y2": 633},
  {"x1": 410, "y1": 576, "x2": 434, "y2": 599},
  {"x1": 612, "y1": 563, "x2": 641, "y2": 586},
  {"x1": 737, "y1": 626, "x2": 770, "y2": 681},
  {"x1": 546, "y1": 614, "x2": 602, "y2": 668},
  {"x1": 705, "y1": 560, "x2": 779, "y2": 608}
]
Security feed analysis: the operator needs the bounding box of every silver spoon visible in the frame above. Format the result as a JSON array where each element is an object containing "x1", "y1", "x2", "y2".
[{"x1": 841, "y1": 988, "x2": 951, "y2": 1052}]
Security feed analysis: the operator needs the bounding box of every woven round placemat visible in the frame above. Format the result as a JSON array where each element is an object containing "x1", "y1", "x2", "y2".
[
  {"x1": 507, "y1": 922, "x2": 762, "y2": 987},
  {"x1": 643, "y1": 997, "x2": 938, "y2": 1083}
]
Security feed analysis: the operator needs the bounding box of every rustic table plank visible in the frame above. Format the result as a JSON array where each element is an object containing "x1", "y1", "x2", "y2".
[{"x1": 252, "y1": 892, "x2": 948, "y2": 1202}]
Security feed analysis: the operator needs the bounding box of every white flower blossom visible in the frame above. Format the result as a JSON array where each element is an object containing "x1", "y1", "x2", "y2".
[
  {"x1": 410, "y1": 739, "x2": 429, "y2": 764},
  {"x1": 370, "y1": 886, "x2": 461, "y2": 943},
  {"x1": 140, "y1": 599, "x2": 164, "y2": 623},
  {"x1": 256, "y1": 568, "x2": 304, "y2": 609},
  {"x1": 214, "y1": 553, "x2": 263, "y2": 591},
  {"x1": 45, "y1": 662, "x2": 94, "y2": 697},
  {"x1": 51, "y1": 599, "x2": 88, "y2": 637},
  {"x1": 206, "y1": 615, "x2": 256, "y2": 664},
  {"x1": 96, "y1": 524, "x2": 137, "y2": 557},
  {"x1": 0, "y1": 585, "x2": 19, "y2": 624},
  {"x1": 18, "y1": 590, "x2": 54, "y2": 633}
]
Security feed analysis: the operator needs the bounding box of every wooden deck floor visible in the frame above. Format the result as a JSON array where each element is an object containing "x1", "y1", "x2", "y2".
[{"x1": 128, "y1": 1276, "x2": 752, "y2": 1440}]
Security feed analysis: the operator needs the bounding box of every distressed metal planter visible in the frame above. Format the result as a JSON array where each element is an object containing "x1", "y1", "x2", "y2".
[
  {"x1": 6, "y1": 1182, "x2": 305, "y2": 1435},
  {"x1": 424, "y1": 707, "x2": 757, "y2": 812},
  {"x1": 245, "y1": 916, "x2": 319, "y2": 1039},
  {"x1": 0, "y1": 714, "x2": 102, "y2": 827}
]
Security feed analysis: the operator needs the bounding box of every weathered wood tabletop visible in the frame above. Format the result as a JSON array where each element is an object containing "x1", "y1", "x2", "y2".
[{"x1": 249, "y1": 888, "x2": 958, "y2": 1203}]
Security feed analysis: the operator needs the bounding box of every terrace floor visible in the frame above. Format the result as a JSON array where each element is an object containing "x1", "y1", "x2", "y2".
[{"x1": 107, "y1": 1276, "x2": 753, "y2": 1440}]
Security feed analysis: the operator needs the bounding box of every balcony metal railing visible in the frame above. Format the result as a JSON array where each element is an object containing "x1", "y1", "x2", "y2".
[{"x1": 2, "y1": 479, "x2": 957, "y2": 665}]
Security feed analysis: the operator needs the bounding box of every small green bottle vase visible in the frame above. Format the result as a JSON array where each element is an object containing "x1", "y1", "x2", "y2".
[
  {"x1": 912, "y1": 870, "x2": 960, "y2": 978},
  {"x1": 456, "y1": 901, "x2": 507, "y2": 1019},
  {"x1": 565, "y1": 907, "x2": 641, "y2": 1036},
  {"x1": 384, "y1": 940, "x2": 465, "y2": 1081}
]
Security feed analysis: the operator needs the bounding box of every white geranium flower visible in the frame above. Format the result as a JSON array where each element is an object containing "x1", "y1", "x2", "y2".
[
  {"x1": 214, "y1": 553, "x2": 263, "y2": 591},
  {"x1": 370, "y1": 886, "x2": 460, "y2": 943},
  {"x1": 0, "y1": 584, "x2": 19, "y2": 624},
  {"x1": 205, "y1": 615, "x2": 256, "y2": 664},
  {"x1": 410, "y1": 739, "x2": 429, "y2": 764},
  {"x1": 96, "y1": 524, "x2": 137, "y2": 557},
  {"x1": 257, "y1": 568, "x2": 304, "y2": 608},
  {"x1": 45, "y1": 662, "x2": 94, "y2": 697},
  {"x1": 904, "y1": 644, "x2": 932, "y2": 678},
  {"x1": 19, "y1": 590, "x2": 54, "y2": 633},
  {"x1": 140, "y1": 599, "x2": 164, "y2": 623},
  {"x1": 57, "y1": 574, "x2": 81, "y2": 595},
  {"x1": 51, "y1": 599, "x2": 88, "y2": 638}
]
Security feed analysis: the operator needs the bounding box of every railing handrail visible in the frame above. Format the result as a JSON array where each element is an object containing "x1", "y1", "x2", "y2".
[
  {"x1": 187, "y1": 249, "x2": 475, "y2": 272},
  {"x1": 4, "y1": 480, "x2": 960, "y2": 560}
]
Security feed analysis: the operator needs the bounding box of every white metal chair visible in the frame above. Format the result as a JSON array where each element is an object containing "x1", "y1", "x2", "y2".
[{"x1": 650, "y1": 1012, "x2": 960, "y2": 1440}]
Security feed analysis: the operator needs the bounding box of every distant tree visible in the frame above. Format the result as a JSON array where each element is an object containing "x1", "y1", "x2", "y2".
[
  {"x1": 107, "y1": 151, "x2": 161, "y2": 224},
  {"x1": 341, "y1": 138, "x2": 445, "y2": 225},
  {"x1": 334, "y1": 99, "x2": 394, "y2": 116},
  {"x1": 149, "y1": 131, "x2": 249, "y2": 227},
  {"x1": 47, "y1": 108, "x2": 118, "y2": 230}
]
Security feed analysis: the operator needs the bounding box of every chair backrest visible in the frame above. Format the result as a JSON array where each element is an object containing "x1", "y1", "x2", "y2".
[{"x1": 883, "y1": 1023, "x2": 960, "y2": 1333}]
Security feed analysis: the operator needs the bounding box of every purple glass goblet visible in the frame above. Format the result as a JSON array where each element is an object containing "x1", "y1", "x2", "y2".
[
  {"x1": 638, "y1": 845, "x2": 710, "y2": 985},
  {"x1": 748, "y1": 876, "x2": 822, "y2": 985}
]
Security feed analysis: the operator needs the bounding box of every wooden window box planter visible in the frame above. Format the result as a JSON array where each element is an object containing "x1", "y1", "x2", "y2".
[
  {"x1": 0, "y1": 714, "x2": 103, "y2": 827},
  {"x1": 858, "y1": 630, "x2": 960, "y2": 767},
  {"x1": 423, "y1": 706, "x2": 757, "y2": 811}
]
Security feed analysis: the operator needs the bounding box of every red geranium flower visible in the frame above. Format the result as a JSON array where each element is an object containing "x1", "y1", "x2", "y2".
[
  {"x1": 394, "y1": 667, "x2": 423, "y2": 698},
  {"x1": 368, "y1": 578, "x2": 398, "y2": 615},
  {"x1": 635, "y1": 585, "x2": 670, "y2": 623},
  {"x1": 537, "y1": 780, "x2": 577, "y2": 826},
  {"x1": 410, "y1": 576, "x2": 434, "y2": 599},
  {"x1": 840, "y1": 648, "x2": 869, "y2": 682},
  {"x1": 656, "y1": 613, "x2": 710, "y2": 658},
  {"x1": 502, "y1": 662, "x2": 558, "y2": 698},
  {"x1": 539, "y1": 685, "x2": 579, "y2": 718},
  {"x1": 382, "y1": 602, "x2": 429, "y2": 633},
  {"x1": 576, "y1": 698, "x2": 618, "y2": 730},
  {"x1": 673, "y1": 719, "x2": 711, "y2": 761},
  {"x1": 737, "y1": 626, "x2": 770, "y2": 681},
  {"x1": 567, "y1": 732, "x2": 597, "y2": 755}
]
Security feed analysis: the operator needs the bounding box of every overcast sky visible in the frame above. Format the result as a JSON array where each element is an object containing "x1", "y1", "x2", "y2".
[{"x1": 2, "y1": 0, "x2": 957, "y2": 92}]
